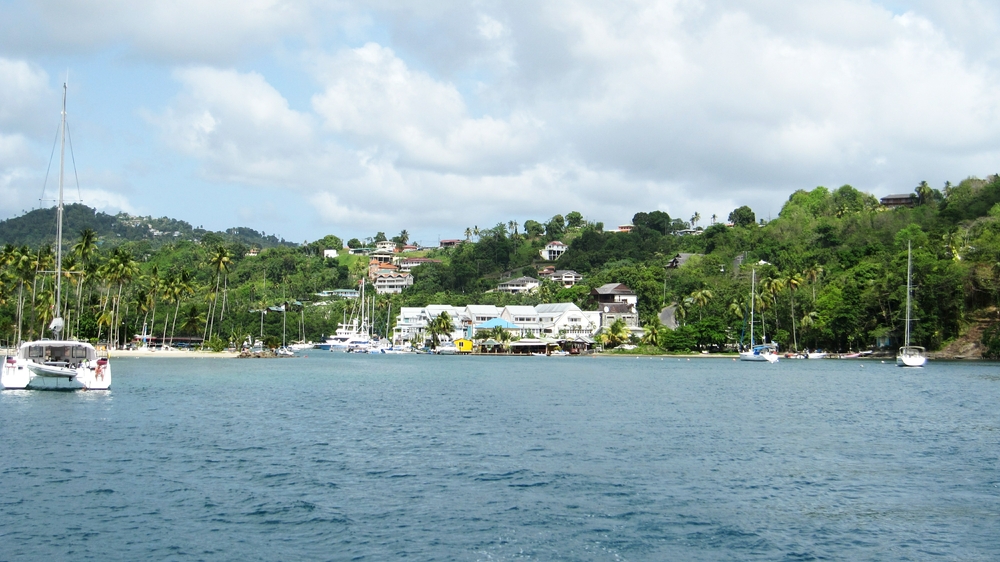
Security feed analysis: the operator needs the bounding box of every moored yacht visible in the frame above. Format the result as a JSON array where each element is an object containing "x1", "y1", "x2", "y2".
[
  {"x1": 739, "y1": 268, "x2": 778, "y2": 363},
  {"x1": 896, "y1": 241, "x2": 926, "y2": 367},
  {"x1": 1, "y1": 84, "x2": 111, "y2": 391},
  {"x1": 3, "y1": 340, "x2": 110, "y2": 390}
]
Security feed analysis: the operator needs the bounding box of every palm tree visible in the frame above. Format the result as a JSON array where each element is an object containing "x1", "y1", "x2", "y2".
[
  {"x1": 711, "y1": 213, "x2": 717, "y2": 225},
  {"x1": 642, "y1": 318, "x2": 666, "y2": 348},
  {"x1": 179, "y1": 304, "x2": 205, "y2": 335},
  {"x1": 785, "y1": 272, "x2": 804, "y2": 351},
  {"x1": 804, "y1": 264, "x2": 823, "y2": 302},
  {"x1": 689, "y1": 288, "x2": 713, "y2": 321},
  {"x1": 426, "y1": 311, "x2": 452, "y2": 349},
  {"x1": 73, "y1": 229, "x2": 98, "y2": 264},
  {"x1": 600, "y1": 318, "x2": 631, "y2": 348},
  {"x1": 761, "y1": 276, "x2": 784, "y2": 333},
  {"x1": 204, "y1": 245, "x2": 231, "y2": 343},
  {"x1": 690, "y1": 212, "x2": 701, "y2": 229},
  {"x1": 168, "y1": 269, "x2": 196, "y2": 345},
  {"x1": 464, "y1": 228, "x2": 472, "y2": 241},
  {"x1": 103, "y1": 247, "x2": 139, "y2": 347}
]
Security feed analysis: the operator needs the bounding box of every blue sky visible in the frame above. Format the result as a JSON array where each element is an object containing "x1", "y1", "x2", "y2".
[{"x1": 2, "y1": 1, "x2": 1000, "y2": 246}]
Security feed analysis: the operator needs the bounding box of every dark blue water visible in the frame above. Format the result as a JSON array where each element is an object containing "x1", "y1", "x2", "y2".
[{"x1": 2, "y1": 355, "x2": 998, "y2": 561}]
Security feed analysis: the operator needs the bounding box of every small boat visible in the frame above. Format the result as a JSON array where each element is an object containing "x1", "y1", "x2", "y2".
[
  {"x1": 436, "y1": 344, "x2": 458, "y2": 355},
  {"x1": 896, "y1": 241, "x2": 926, "y2": 367},
  {"x1": 806, "y1": 350, "x2": 827, "y2": 359}
]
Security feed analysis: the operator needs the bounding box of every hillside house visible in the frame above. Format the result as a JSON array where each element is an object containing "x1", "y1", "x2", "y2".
[
  {"x1": 497, "y1": 276, "x2": 540, "y2": 294},
  {"x1": 539, "y1": 241, "x2": 567, "y2": 261}
]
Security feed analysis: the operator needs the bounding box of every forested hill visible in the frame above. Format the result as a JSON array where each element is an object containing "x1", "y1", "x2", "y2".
[
  {"x1": 0, "y1": 204, "x2": 295, "y2": 250},
  {"x1": 4, "y1": 176, "x2": 1000, "y2": 356}
]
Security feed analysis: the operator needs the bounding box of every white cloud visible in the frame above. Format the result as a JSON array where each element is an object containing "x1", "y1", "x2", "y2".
[
  {"x1": 20, "y1": 0, "x2": 1000, "y2": 242},
  {"x1": 152, "y1": 67, "x2": 318, "y2": 186},
  {"x1": 311, "y1": 43, "x2": 545, "y2": 174},
  {"x1": 0, "y1": 0, "x2": 310, "y2": 63}
]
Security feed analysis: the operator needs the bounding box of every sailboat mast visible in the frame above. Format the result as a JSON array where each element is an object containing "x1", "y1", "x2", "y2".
[
  {"x1": 905, "y1": 240, "x2": 912, "y2": 347},
  {"x1": 749, "y1": 269, "x2": 755, "y2": 346},
  {"x1": 55, "y1": 82, "x2": 67, "y2": 328}
]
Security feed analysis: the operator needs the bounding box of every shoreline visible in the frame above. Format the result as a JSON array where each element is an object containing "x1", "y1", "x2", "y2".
[{"x1": 5, "y1": 347, "x2": 978, "y2": 360}]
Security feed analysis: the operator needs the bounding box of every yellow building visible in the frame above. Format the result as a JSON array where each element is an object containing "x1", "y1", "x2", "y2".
[{"x1": 454, "y1": 338, "x2": 474, "y2": 354}]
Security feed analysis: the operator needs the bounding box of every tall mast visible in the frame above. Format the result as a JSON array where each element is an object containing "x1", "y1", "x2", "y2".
[
  {"x1": 749, "y1": 269, "x2": 755, "y2": 347},
  {"x1": 904, "y1": 240, "x2": 912, "y2": 347},
  {"x1": 51, "y1": 82, "x2": 67, "y2": 338}
]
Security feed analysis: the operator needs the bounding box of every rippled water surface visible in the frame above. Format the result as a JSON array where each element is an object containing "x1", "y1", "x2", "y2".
[{"x1": 2, "y1": 355, "x2": 999, "y2": 560}]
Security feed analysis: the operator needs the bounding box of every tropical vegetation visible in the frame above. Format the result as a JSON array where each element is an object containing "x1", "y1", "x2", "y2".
[{"x1": 2, "y1": 176, "x2": 1000, "y2": 355}]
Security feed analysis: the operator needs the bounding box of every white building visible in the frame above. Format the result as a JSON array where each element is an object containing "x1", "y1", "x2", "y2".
[
  {"x1": 393, "y1": 302, "x2": 603, "y2": 344},
  {"x1": 541, "y1": 269, "x2": 583, "y2": 287},
  {"x1": 323, "y1": 249, "x2": 338, "y2": 258},
  {"x1": 539, "y1": 241, "x2": 568, "y2": 261},
  {"x1": 376, "y1": 240, "x2": 397, "y2": 252},
  {"x1": 373, "y1": 272, "x2": 413, "y2": 294},
  {"x1": 497, "y1": 276, "x2": 539, "y2": 294}
]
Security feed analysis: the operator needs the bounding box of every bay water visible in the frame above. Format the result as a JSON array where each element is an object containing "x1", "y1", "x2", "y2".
[{"x1": 1, "y1": 354, "x2": 998, "y2": 560}]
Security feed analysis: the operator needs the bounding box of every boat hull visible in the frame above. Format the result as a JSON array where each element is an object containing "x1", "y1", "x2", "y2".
[
  {"x1": 2, "y1": 360, "x2": 111, "y2": 391},
  {"x1": 896, "y1": 346, "x2": 927, "y2": 367},
  {"x1": 739, "y1": 352, "x2": 778, "y2": 363}
]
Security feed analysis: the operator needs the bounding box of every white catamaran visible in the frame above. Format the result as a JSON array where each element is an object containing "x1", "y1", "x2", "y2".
[
  {"x1": 1, "y1": 83, "x2": 111, "y2": 391},
  {"x1": 739, "y1": 268, "x2": 779, "y2": 363},
  {"x1": 896, "y1": 241, "x2": 926, "y2": 367}
]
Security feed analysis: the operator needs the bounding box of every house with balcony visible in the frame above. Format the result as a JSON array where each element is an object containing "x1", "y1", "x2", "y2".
[
  {"x1": 539, "y1": 240, "x2": 568, "y2": 261},
  {"x1": 497, "y1": 276, "x2": 540, "y2": 294},
  {"x1": 396, "y1": 257, "x2": 442, "y2": 273},
  {"x1": 880, "y1": 193, "x2": 916, "y2": 208},
  {"x1": 540, "y1": 269, "x2": 583, "y2": 287},
  {"x1": 376, "y1": 240, "x2": 397, "y2": 252},
  {"x1": 373, "y1": 272, "x2": 413, "y2": 294},
  {"x1": 591, "y1": 283, "x2": 640, "y2": 331}
]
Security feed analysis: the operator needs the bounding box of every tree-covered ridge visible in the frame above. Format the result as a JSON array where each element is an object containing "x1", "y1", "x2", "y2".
[
  {"x1": 2, "y1": 176, "x2": 1000, "y2": 354},
  {"x1": 0, "y1": 204, "x2": 296, "y2": 250}
]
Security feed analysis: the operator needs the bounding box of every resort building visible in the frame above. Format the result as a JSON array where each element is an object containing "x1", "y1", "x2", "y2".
[{"x1": 392, "y1": 303, "x2": 602, "y2": 344}]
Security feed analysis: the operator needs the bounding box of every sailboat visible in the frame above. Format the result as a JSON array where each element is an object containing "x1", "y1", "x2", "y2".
[
  {"x1": 896, "y1": 241, "x2": 926, "y2": 367},
  {"x1": 739, "y1": 268, "x2": 779, "y2": 363},
  {"x1": 1, "y1": 83, "x2": 111, "y2": 390}
]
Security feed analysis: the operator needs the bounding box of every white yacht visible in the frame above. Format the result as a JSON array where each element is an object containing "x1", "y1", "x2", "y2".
[
  {"x1": 3, "y1": 340, "x2": 110, "y2": 390},
  {"x1": 897, "y1": 241, "x2": 926, "y2": 367},
  {"x1": 739, "y1": 268, "x2": 778, "y2": 363},
  {"x1": 1, "y1": 84, "x2": 111, "y2": 391}
]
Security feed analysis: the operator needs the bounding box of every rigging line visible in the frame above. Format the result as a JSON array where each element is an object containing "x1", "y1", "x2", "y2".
[
  {"x1": 40, "y1": 123, "x2": 61, "y2": 207},
  {"x1": 66, "y1": 121, "x2": 83, "y2": 203}
]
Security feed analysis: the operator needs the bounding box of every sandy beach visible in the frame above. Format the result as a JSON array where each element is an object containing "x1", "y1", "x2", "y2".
[{"x1": 108, "y1": 349, "x2": 239, "y2": 358}]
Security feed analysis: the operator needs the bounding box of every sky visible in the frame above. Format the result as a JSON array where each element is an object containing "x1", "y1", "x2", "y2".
[{"x1": 2, "y1": 1, "x2": 1000, "y2": 246}]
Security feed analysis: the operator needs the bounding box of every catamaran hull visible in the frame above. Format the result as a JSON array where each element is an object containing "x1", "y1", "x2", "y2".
[{"x1": 2, "y1": 360, "x2": 111, "y2": 391}]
